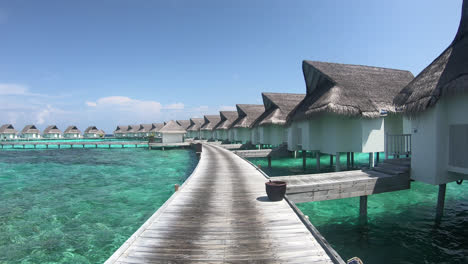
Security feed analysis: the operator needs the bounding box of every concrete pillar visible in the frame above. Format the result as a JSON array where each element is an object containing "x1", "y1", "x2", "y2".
[
  {"x1": 436, "y1": 184, "x2": 447, "y2": 219},
  {"x1": 316, "y1": 151, "x2": 321, "y2": 171},
  {"x1": 369, "y1": 152, "x2": 375, "y2": 168},
  {"x1": 335, "y1": 152, "x2": 341, "y2": 172},
  {"x1": 268, "y1": 156, "x2": 272, "y2": 169},
  {"x1": 302, "y1": 150, "x2": 307, "y2": 170}
]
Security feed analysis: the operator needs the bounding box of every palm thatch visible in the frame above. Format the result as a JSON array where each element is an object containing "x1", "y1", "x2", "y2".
[
  {"x1": 289, "y1": 61, "x2": 414, "y2": 122},
  {"x1": 137, "y1": 124, "x2": 153, "y2": 133},
  {"x1": 21, "y1": 125, "x2": 40, "y2": 134},
  {"x1": 150, "y1": 123, "x2": 164, "y2": 132},
  {"x1": 176, "y1": 120, "x2": 191, "y2": 130},
  {"x1": 394, "y1": 0, "x2": 468, "y2": 112},
  {"x1": 159, "y1": 120, "x2": 186, "y2": 133},
  {"x1": 114, "y1": 125, "x2": 129, "y2": 134},
  {"x1": 127, "y1": 125, "x2": 139, "y2": 133},
  {"x1": 214, "y1": 111, "x2": 238, "y2": 130},
  {"x1": 187, "y1": 118, "x2": 204, "y2": 131},
  {"x1": 201, "y1": 115, "x2": 222, "y2": 131},
  {"x1": 43, "y1": 125, "x2": 62, "y2": 135},
  {"x1": 85, "y1": 126, "x2": 100, "y2": 134},
  {"x1": 64, "y1": 126, "x2": 81, "y2": 134},
  {"x1": 0, "y1": 124, "x2": 18, "y2": 134},
  {"x1": 252, "y1": 93, "x2": 305, "y2": 128},
  {"x1": 230, "y1": 104, "x2": 265, "y2": 128}
]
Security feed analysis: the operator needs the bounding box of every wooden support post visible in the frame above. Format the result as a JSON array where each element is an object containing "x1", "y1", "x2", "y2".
[
  {"x1": 109, "y1": 144, "x2": 111, "y2": 149},
  {"x1": 369, "y1": 152, "x2": 375, "y2": 168},
  {"x1": 23, "y1": 145, "x2": 25, "y2": 149},
  {"x1": 294, "y1": 150, "x2": 297, "y2": 159},
  {"x1": 316, "y1": 151, "x2": 321, "y2": 171},
  {"x1": 335, "y1": 152, "x2": 341, "y2": 172},
  {"x1": 351, "y1": 152, "x2": 355, "y2": 167},
  {"x1": 376, "y1": 152, "x2": 380, "y2": 165},
  {"x1": 162, "y1": 147, "x2": 165, "y2": 151},
  {"x1": 436, "y1": 184, "x2": 446, "y2": 219},
  {"x1": 302, "y1": 150, "x2": 307, "y2": 170},
  {"x1": 347, "y1": 152, "x2": 350, "y2": 169},
  {"x1": 330, "y1": 154, "x2": 333, "y2": 167},
  {"x1": 174, "y1": 184, "x2": 179, "y2": 192},
  {"x1": 46, "y1": 145, "x2": 48, "y2": 149},
  {"x1": 122, "y1": 144, "x2": 124, "y2": 148},
  {"x1": 360, "y1": 196, "x2": 368, "y2": 217},
  {"x1": 268, "y1": 156, "x2": 272, "y2": 169}
]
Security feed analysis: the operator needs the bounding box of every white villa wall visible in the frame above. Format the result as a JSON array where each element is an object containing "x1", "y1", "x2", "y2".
[
  {"x1": 260, "y1": 125, "x2": 286, "y2": 146},
  {"x1": 233, "y1": 128, "x2": 251, "y2": 143},
  {"x1": 64, "y1": 133, "x2": 81, "y2": 138},
  {"x1": 384, "y1": 114, "x2": 404, "y2": 135},
  {"x1": 1, "y1": 133, "x2": 17, "y2": 139},
  {"x1": 228, "y1": 129, "x2": 235, "y2": 142},
  {"x1": 409, "y1": 94, "x2": 468, "y2": 185},
  {"x1": 23, "y1": 133, "x2": 39, "y2": 139},
  {"x1": 201, "y1": 130, "x2": 212, "y2": 140},
  {"x1": 44, "y1": 133, "x2": 62, "y2": 139},
  {"x1": 162, "y1": 133, "x2": 184, "y2": 143},
  {"x1": 361, "y1": 118, "x2": 385, "y2": 153},
  {"x1": 251, "y1": 127, "x2": 260, "y2": 145}
]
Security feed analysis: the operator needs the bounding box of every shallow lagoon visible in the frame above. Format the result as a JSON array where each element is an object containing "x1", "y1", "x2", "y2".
[{"x1": 0, "y1": 148, "x2": 197, "y2": 263}]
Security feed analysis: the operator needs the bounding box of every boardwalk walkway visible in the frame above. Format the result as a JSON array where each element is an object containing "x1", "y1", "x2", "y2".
[{"x1": 106, "y1": 143, "x2": 339, "y2": 264}]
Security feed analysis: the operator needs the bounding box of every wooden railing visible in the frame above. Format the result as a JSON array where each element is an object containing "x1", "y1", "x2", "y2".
[{"x1": 385, "y1": 133, "x2": 411, "y2": 159}]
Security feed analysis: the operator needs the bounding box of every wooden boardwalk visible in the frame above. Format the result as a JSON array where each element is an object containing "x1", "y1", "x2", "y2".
[
  {"x1": 106, "y1": 144, "x2": 341, "y2": 264},
  {"x1": 0, "y1": 141, "x2": 147, "y2": 149}
]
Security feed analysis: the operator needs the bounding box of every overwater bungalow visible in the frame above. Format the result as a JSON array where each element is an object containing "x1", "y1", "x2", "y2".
[
  {"x1": 137, "y1": 124, "x2": 153, "y2": 137},
  {"x1": 287, "y1": 60, "x2": 414, "y2": 169},
  {"x1": 114, "y1": 125, "x2": 130, "y2": 138},
  {"x1": 63, "y1": 126, "x2": 82, "y2": 138},
  {"x1": 159, "y1": 120, "x2": 186, "y2": 143},
  {"x1": 43, "y1": 125, "x2": 63, "y2": 139},
  {"x1": 186, "y1": 118, "x2": 204, "y2": 139},
  {"x1": 393, "y1": 0, "x2": 468, "y2": 214},
  {"x1": 84, "y1": 126, "x2": 104, "y2": 138},
  {"x1": 251, "y1": 93, "x2": 305, "y2": 147},
  {"x1": 0, "y1": 124, "x2": 18, "y2": 140},
  {"x1": 127, "y1": 125, "x2": 140, "y2": 137},
  {"x1": 150, "y1": 123, "x2": 164, "y2": 137},
  {"x1": 200, "y1": 115, "x2": 221, "y2": 140},
  {"x1": 21, "y1": 125, "x2": 41, "y2": 139},
  {"x1": 176, "y1": 120, "x2": 191, "y2": 130},
  {"x1": 229, "y1": 104, "x2": 265, "y2": 144},
  {"x1": 213, "y1": 111, "x2": 238, "y2": 141}
]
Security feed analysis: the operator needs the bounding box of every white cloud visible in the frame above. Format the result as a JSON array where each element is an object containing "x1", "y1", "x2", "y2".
[
  {"x1": 0, "y1": 83, "x2": 29, "y2": 95},
  {"x1": 86, "y1": 101, "x2": 97, "y2": 107},
  {"x1": 164, "y1": 103, "x2": 184, "y2": 110}
]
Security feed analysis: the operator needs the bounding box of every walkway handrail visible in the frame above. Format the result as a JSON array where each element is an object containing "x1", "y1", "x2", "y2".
[{"x1": 385, "y1": 133, "x2": 411, "y2": 159}]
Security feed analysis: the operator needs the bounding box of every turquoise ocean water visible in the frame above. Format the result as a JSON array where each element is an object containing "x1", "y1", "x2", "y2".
[
  {"x1": 248, "y1": 154, "x2": 468, "y2": 264},
  {"x1": 0, "y1": 148, "x2": 198, "y2": 263}
]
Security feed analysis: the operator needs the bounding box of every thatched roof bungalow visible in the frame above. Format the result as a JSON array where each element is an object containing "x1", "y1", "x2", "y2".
[
  {"x1": 84, "y1": 126, "x2": 104, "y2": 138},
  {"x1": 21, "y1": 125, "x2": 41, "y2": 139},
  {"x1": 43, "y1": 125, "x2": 62, "y2": 139},
  {"x1": 137, "y1": 124, "x2": 154, "y2": 137},
  {"x1": 159, "y1": 120, "x2": 186, "y2": 143},
  {"x1": 176, "y1": 120, "x2": 191, "y2": 130},
  {"x1": 186, "y1": 118, "x2": 204, "y2": 139},
  {"x1": 0, "y1": 124, "x2": 18, "y2": 140},
  {"x1": 114, "y1": 125, "x2": 130, "y2": 138},
  {"x1": 251, "y1": 93, "x2": 304, "y2": 146},
  {"x1": 287, "y1": 60, "x2": 413, "y2": 165},
  {"x1": 200, "y1": 115, "x2": 221, "y2": 140},
  {"x1": 64, "y1": 126, "x2": 82, "y2": 138},
  {"x1": 214, "y1": 111, "x2": 238, "y2": 141},
  {"x1": 150, "y1": 123, "x2": 164, "y2": 137},
  {"x1": 393, "y1": 0, "x2": 468, "y2": 185},
  {"x1": 229, "y1": 104, "x2": 265, "y2": 143}
]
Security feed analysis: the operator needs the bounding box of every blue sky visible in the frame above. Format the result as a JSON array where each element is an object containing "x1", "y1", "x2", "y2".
[{"x1": 0, "y1": 0, "x2": 463, "y2": 133}]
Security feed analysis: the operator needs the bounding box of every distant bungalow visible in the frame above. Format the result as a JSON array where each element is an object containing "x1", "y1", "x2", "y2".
[
  {"x1": 150, "y1": 123, "x2": 164, "y2": 137},
  {"x1": 63, "y1": 126, "x2": 82, "y2": 138},
  {"x1": 228, "y1": 104, "x2": 265, "y2": 143},
  {"x1": 114, "y1": 125, "x2": 130, "y2": 138},
  {"x1": 137, "y1": 124, "x2": 154, "y2": 137},
  {"x1": 186, "y1": 118, "x2": 204, "y2": 139},
  {"x1": 394, "y1": 0, "x2": 468, "y2": 188},
  {"x1": 84, "y1": 126, "x2": 104, "y2": 138},
  {"x1": 43, "y1": 125, "x2": 63, "y2": 139},
  {"x1": 0, "y1": 124, "x2": 18, "y2": 140},
  {"x1": 176, "y1": 120, "x2": 191, "y2": 130},
  {"x1": 127, "y1": 125, "x2": 140, "y2": 137},
  {"x1": 213, "y1": 111, "x2": 238, "y2": 142},
  {"x1": 21, "y1": 125, "x2": 41, "y2": 139},
  {"x1": 251, "y1": 93, "x2": 304, "y2": 147},
  {"x1": 287, "y1": 60, "x2": 413, "y2": 170},
  {"x1": 200, "y1": 115, "x2": 221, "y2": 140},
  {"x1": 159, "y1": 120, "x2": 186, "y2": 143}
]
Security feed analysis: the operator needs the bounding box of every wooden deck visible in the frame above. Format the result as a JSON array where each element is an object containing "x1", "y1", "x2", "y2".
[
  {"x1": 0, "y1": 141, "x2": 147, "y2": 149},
  {"x1": 105, "y1": 144, "x2": 342, "y2": 264},
  {"x1": 148, "y1": 142, "x2": 191, "y2": 149}
]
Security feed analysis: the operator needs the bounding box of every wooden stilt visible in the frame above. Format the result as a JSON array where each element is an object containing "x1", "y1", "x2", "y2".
[
  {"x1": 376, "y1": 152, "x2": 380, "y2": 164},
  {"x1": 360, "y1": 196, "x2": 368, "y2": 217},
  {"x1": 436, "y1": 184, "x2": 446, "y2": 219},
  {"x1": 335, "y1": 152, "x2": 341, "y2": 171},
  {"x1": 268, "y1": 156, "x2": 272, "y2": 169},
  {"x1": 369, "y1": 152, "x2": 375, "y2": 168},
  {"x1": 302, "y1": 150, "x2": 307, "y2": 170},
  {"x1": 347, "y1": 152, "x2": 350, "y2": 169},
  {"x1": 316, "y1": 151, "x2": 321, "y2": 171},
  {"x1": 294, "y1": 150, "x2": 297, "y2": 159},
  {"x1": 351, "y1": 152, "x2": 355, "y2": 168},
  {"x1": 330, "y1": 154, "x2": 333, "y2": 167}
]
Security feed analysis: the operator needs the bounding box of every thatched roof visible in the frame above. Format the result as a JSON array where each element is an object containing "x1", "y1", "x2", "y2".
[
  {"x1": 187, "y1": 118, "x2": 204, "y2": 131},
  {"x1": 201, "y1": 115, "x2": 222, "y2": 131},
  {"x1": 137, "y1": 124, "x2": 153, "y2": 133},
  {"x1": 98, "y1": 129, "x2": 105, "y2": 135},
  {"x1": 176, "y1": 120, "x2": 191, "y2": 130},
  {"x1": 231, "y1": 104, "x2": 265, "y2": 128},
  {"x1": 252, "y1": 93, "x2": 305, "y2": 127},
  {"x1": 289, "y1": 61, "x2": 414, "y2": 121},
  {"x1": 0, "y1": 124, "x2": 18, "y2": 134},
  {"x1": 21, "y1": 125, "x2": 40, "y2": 134},
  {"x1": 64, "y1": 126, "x2": 81, "y2": 134},
  {"x1": 127, "y1": 125, "x2": 140, "y2": 133},
  {"x1": 214, "y1": 111, "x2": 238, "y2": 130},
  {"x1": 84, "y1": 126, "x2": 100, "y2": 134},
  {"x1": 43, "y1": 125, "x2": 62, "y2": 135},
  {"x1": 150, "y1": 123, "x2": 164, "y2": 132},
  {"x1": 159, "y1": 120, "x2": 186, "y2": 133},
  {"x1": 394, "y1": 0, "x2": 468, "y2": 112},
  {"x1": 114, "y1": 125, "x2": 129, "y2": 134}
]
